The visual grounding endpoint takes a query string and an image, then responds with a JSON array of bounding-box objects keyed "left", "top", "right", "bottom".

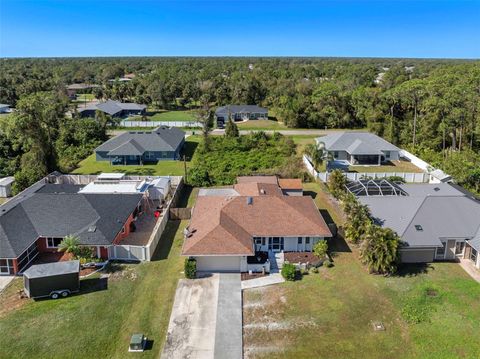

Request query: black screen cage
[{"left": 345, "top": 179, "right": 408, "bottom": 197}]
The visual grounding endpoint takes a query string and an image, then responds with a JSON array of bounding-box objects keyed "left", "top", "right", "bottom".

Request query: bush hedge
[
  {"left": 184, "top": 258, "right": 197, "bottom": 279},
  {"left": 281, "top": 263, "right": 297, "bottom": 281}
]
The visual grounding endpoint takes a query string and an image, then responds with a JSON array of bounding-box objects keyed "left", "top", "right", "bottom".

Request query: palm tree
[
  {"left": 359, "top": 224, "right": 399, "bottom": 275},
  {"left": 58, "top": 235, "right": 80, "bottom": 256},
  {"left": 304, "top": 141, "right": 329, "bottom": 170}
]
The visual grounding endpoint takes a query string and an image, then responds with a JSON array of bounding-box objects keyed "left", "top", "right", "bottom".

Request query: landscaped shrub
[
  {"left": 281, "top": 263, "right": 297, "bottom": 281},
  {"left": 184, "top": 258, "right": 197, "bottom": 279},
  {"left": 313, "top": 240, "right": 328, "bottom": 258}
]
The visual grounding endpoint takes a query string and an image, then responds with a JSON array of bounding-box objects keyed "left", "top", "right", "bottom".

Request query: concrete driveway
[{"left": 161, "top": 273, "right": 242, "bottom": 359}]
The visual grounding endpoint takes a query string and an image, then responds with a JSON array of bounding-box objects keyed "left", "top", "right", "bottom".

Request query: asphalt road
[{"left": 110, "top": 128, "right": 333, "bottom": 137}]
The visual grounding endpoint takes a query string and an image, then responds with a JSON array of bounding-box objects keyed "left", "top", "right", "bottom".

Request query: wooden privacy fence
[{"left": 169, "top": 208, "right": 192, "bottom": 220}]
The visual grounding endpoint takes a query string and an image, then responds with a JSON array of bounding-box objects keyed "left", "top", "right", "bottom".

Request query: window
[
  {"left": 47, "top": 237, "right": 63, "bottom": 248},
  {"left": 385, "top": 151, "right": 390, "bottom": 159},
  {"left": 333, "top": 151, "right": 339, "bottom": 158},
  {"left": 261, "top": 238, "right": 265, "bottom": 246},
  {"left": 145, "top": 152, "right": 153, "bottom": 159},
  {"left": 298, "top": 237, "right": 302, "bottom": 244},
  {"left": 306, "top": 237, "right": 310, "bottom": 244},
  {"left": 254, "top": 237, "right": 262, "bottom": 245},
  {"left": 471, "top": 248, "right": 478, "bottom": 263},
  {"left": 129, "top": 155, "right": 137, "bottom": 160},
  {"left": 162, "top": 151, "right": 168, "bottom": 158}
]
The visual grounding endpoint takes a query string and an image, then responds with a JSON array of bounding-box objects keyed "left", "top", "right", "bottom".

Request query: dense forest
[{"left": 0, "top": 57, "right": 479, "bottom": 193}]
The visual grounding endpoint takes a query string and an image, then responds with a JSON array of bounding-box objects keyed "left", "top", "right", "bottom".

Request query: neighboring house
[
  {"left": 0, "top": 182, "right": 144, "bottom": 275},
  {"left": 0, "top": 177, "right": 14, "bottom": 198},
  {"left": 356, "top": 181, "right": 480, "bottom": 268},
  {"left": 215, "top": 105, "right": 268, "bottom": 127},
  {"left": 0, "top": 104, "right": 11, "bottom": 113},
  {"left": 79, "top": 99, "right": 146, "bottom": 118},
  {"left": 316, "top": 132, "right": 400, "bottom": 166},
  {"left": 66, "top": 84, "right": 100, "bottom": 99},
  {"left": 182, "top": 176, "right": 332, "bottom": 273},
  {"left": 95, "top": 126, "right": 185, "bottom": 165}
]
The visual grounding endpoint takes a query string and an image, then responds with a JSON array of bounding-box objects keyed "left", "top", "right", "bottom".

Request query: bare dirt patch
[
  {"left": 243, "top": 285, "right": 293, "bottom": 359},
  {"left": 284, "top": 251, "right": 320, "bottom": 264},
  {"left": 0, "top": 280, "right": 29, "bottom": 318}
]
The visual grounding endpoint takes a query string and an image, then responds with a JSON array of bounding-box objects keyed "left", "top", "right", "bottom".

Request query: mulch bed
[
  {"left": 35, "top": 252, "right": 74, "bottom": 264},
  {"left": 241, "top": 272, "right": 267, "bottom": 281},
  {"left": 284, "top": 252, "right": 320, "bottom": 264}
]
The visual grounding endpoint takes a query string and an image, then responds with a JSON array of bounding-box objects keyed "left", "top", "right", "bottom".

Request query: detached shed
[
  {"left": 148, "top": 177, "right": 171, "bottom": 201},
  {"left": 0, "top": 177, "right": 14, "bottom": 198},
  {"left": 23, "top": 260, "right": 80, "bottom": 299}
]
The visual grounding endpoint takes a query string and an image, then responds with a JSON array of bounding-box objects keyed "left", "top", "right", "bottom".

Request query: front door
[
  {"left": 269, "top": 237, "right": 284, "bottom": 252},
  {"left": 455, "top": 241, "right": 465, "bottom": 257}
]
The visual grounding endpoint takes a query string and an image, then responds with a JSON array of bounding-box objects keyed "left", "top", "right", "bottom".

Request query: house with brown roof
[{"left": 182, "top": 176, "right": 332, "bottom": 273}]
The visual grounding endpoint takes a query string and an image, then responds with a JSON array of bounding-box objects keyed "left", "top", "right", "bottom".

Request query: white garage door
[{"left": 196, "top": 256, "right": 241, "bottom": 272}]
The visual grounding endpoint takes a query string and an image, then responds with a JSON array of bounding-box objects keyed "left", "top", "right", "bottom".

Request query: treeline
[
  {"left": 0, "top": 92, "right": 107, "bottom": 192},
  {"left": 0, "top": 57, "right": 479, "bottom": 193}
]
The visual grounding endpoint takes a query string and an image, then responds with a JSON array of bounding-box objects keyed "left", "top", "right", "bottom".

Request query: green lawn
[
  {"left": 129, "top": 110, "right": 197, "bottom": 122},
  {"left": 244, "top": 181, "right": 480, "bottom": 359},
  {"left": 72, "top": 136, "right": 200, "bottom": 176},
  {"left": 237, "top": 119, "right": 288, "bottom": 130},
  {"left": 0, "top": 189, "right": 197, "bottom": 359}
]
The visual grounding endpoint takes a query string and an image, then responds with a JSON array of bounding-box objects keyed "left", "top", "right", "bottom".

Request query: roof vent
[
  {"left": 434, "top": 187, "right": 440, "bottom": 192},
  {"left": 88, "top": 226, "right": 97, "bottom": 233},
  {"left": 260, "top": 188, "right": 266, "bottom": 195},
  {"left": 415, "top": 225, "right": 423, "bottom": 231},
  {"left": 247, "top": 197, "right": 253, "bottom": 205}
]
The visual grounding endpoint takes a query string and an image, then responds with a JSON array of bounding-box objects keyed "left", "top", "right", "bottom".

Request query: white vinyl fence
[
  {"left": 303, "top": 155, "right": 429, "bottom": 183},
  {"left": 119, "top": 120, "right": 201, "bottom": 128}
]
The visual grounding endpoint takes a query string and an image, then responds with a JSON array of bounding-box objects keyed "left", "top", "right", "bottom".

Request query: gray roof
[
  {"left": 79, "top": 100, "right": 146, "bottom": 116},
  {"left": 468, "top": 227, "right": 480, "bottom": 252},
  {"left": 67, "top": 84, "right": 100, "bottom": 90},
  {"left": 198, "top": 188, "right": 240, "bottom": 197},
  {"left": 0, "top": 184, "right": 142, "bottom": 258},
  {"left": 359, "top": 184, "right": 480, "bottom": 248},
  {"left": 23, "top": 260, "right": 80, "bottom": 279},
  {"left": 215, "top": 105, "right": 267, "bottom": 116},
  {"left": 96, "top": 126, "right": 185, "bottom": 156},
  {"left": 316, "top": 132, "right": 399, "bottom": 154}
]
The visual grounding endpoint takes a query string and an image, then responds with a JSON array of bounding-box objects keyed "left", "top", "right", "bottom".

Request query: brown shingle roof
[
  {"left": 182, "top": 194, "right": 332, "bottom": 256},
  {"left": 233, "top": 182, "right": 283, "bottom": 197},
  {"left": 278, "top": 178, "right": 303, "bottom": 190}
]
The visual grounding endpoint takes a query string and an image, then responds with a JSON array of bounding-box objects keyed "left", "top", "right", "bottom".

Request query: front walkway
[
  {"left": 241, "top": 273, "right": 285, "bottom": 290},
  {"left": 459, "top": 259, "right": 480, "bottom": 283}
]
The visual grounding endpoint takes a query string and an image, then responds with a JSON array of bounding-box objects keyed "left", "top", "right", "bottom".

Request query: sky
[{"left": 0, "top": 0, "right": 479, "bottom": 58}]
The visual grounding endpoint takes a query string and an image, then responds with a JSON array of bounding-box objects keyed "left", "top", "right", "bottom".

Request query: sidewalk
[{"left": 459, "top": 259, "right": 480, "bottom": 283}]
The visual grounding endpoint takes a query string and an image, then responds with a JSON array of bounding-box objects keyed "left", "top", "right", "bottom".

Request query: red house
[{"left": 0, "top": 183, "right": 144, "bottom": 275}]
